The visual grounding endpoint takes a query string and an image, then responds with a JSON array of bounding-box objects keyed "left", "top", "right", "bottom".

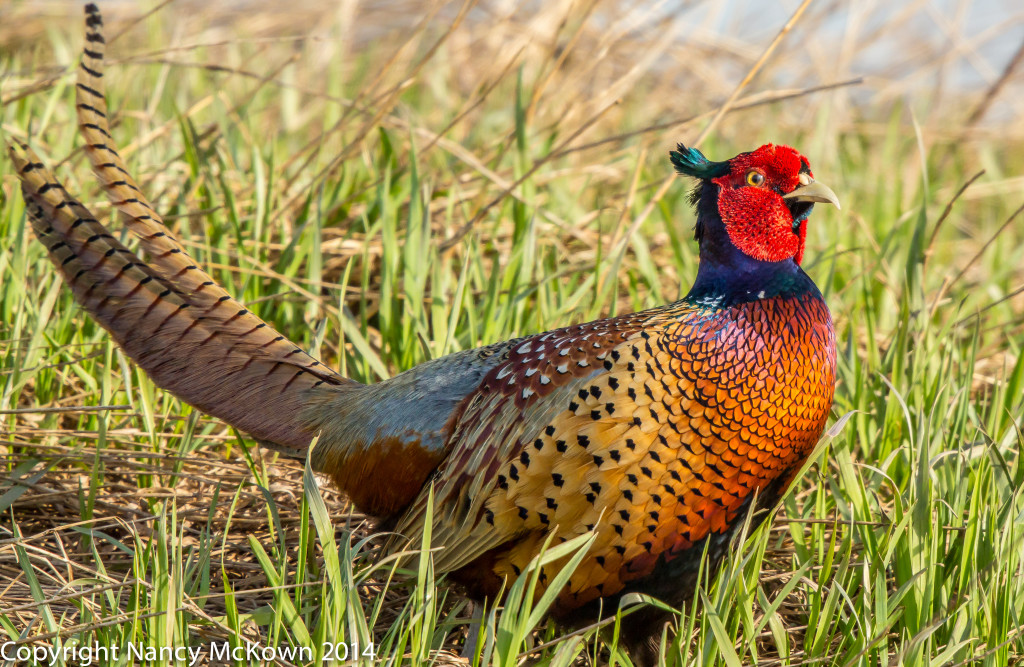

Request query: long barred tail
[
  {"left": 7, "top": 4, "right": 354, "bottom": 454},
  {"left": 74, "top": 4, "right": 231, "bottom": 301}
]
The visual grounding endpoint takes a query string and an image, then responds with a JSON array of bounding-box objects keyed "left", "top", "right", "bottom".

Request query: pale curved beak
[{"left": 783, "top": 173, "right": 841, "bottom": 210}]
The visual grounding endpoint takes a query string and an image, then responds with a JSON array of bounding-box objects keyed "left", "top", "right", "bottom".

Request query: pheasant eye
[{"left": 745, "top": 170, "right": 765, "bottom": 187}]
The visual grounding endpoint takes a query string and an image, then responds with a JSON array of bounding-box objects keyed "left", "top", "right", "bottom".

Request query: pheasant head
[{"left": 671, "top": 143, "right": 840, "bottom": 266}]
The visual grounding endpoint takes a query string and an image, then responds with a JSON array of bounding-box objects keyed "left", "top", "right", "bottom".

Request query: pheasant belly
[{"left": 451, "top": 290, "right": 836, "bottom": 621}]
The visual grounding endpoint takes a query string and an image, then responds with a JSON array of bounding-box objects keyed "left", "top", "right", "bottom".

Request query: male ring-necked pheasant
[{"left": 8, "top": 5, "right": 839, "bottom": 662}]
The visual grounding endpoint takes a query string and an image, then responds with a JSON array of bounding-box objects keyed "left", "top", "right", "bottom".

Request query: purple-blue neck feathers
[{"left": 684, "top": 181, "right": 817, "bottom": 306}]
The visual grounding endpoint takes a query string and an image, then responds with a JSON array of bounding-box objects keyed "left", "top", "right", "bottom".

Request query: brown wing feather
[{"left": 386, "top": 310, "right": 658, "bottom": 572}]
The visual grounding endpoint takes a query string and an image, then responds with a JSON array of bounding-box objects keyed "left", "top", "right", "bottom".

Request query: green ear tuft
[{"left": 669, "top": 143, "right": 730, "bottom": 179}]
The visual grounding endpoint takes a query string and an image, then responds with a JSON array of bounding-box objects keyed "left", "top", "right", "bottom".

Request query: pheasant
[{"left": 7, "top": 4, "right": 840, "bottom": 662}]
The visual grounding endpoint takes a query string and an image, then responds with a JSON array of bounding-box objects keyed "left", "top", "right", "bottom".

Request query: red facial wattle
[
  {"left": 711, "top": 144, "right": 814, "bottom": 265},
  {"left": 713, "top": 181, "right": 804, "bottom": 263}
]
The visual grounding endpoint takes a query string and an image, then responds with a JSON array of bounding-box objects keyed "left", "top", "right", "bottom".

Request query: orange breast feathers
[{"left": 452, "top": 293, "right": 836, "bottom": 609}]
